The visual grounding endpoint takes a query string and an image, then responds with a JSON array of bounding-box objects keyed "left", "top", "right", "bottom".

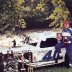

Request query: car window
[{"left": 40, "top": 38, "right": 58, "bottom": 48}]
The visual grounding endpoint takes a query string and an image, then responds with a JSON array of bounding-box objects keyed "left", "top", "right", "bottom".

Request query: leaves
[
  {"left": 0, "top": 0, "right": 26, "bottom": 33},
  {"left": 0, "top": 0, "right": 72, "bottom": 34},
  {"left": 48, "top": 0, "right": 70, "bottom": 28},
  {"left": 19, "top": 19, "right": 26, "bottom": 28}
]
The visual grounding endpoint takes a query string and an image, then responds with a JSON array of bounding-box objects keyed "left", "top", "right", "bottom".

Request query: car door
[{"left": 33, "top": 38, "right": 66, "bottom": 63}]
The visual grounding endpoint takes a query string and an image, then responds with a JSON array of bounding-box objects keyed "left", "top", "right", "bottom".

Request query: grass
[{"left": 34, "top": 63, "right": 72, "bottom": 72}]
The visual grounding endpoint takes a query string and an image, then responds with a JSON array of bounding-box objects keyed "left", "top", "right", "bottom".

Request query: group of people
[{"left": 55, "top": 20, "right": 72, "bottom": 67}]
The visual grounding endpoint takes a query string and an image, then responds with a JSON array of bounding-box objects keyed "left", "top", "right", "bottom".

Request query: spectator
[
  {"left": 53, "top": 33, "right": 64, "bottom": 63},
  {"left": 12, "top": 39, "right": 16, "bottom": 47}
]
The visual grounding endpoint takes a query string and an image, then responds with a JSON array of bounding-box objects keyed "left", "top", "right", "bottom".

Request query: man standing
[
  {"left": 62, "top": 20, "right": 72, "bottom": 67},
  {"left": 54, "top": 33, "right": 64, "bottom": 63}
]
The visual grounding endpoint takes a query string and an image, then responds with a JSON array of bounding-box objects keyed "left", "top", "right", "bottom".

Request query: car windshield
[{"left": 40, "top": 38, "right": 58, "bottom": 48}]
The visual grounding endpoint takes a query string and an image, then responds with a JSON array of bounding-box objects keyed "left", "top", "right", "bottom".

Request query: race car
[
  {"left": 11, "top": 31, "right": 66, "bottom": 67},
  {"left": 0, "top": 31, "right": 66, "bottom": 67}
]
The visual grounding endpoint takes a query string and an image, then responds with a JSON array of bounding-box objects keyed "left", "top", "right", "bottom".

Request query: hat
[{"left": 64, "top": 20, "right": 69, "bottom": 27}]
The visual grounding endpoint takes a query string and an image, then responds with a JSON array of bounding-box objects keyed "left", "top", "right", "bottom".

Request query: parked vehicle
[{"left": 0, "top": 31, "right": 66, "bottom": 67}]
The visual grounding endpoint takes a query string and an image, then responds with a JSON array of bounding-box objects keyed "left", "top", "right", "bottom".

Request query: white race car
[
  {"left": 0, "top": 31, "right": 66, "bottom": 67},
  {"left": 11, "top": 31, "right": 66, "bottom": 67}
]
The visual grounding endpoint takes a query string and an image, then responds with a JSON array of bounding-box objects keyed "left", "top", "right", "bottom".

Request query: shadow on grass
[{"left": 34, "top": 62, "right": 71, "bottom": 72}]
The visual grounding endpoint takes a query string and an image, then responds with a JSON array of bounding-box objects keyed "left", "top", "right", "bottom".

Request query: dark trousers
[
  {"left": 54, "top": 42, "right": 64, "bottom": 63},
  {"left": 53, "top": 50, "right": 63, "bottom": 63},
  {"left": 65, "top": 44, "right": 72, "bottom": 64}
]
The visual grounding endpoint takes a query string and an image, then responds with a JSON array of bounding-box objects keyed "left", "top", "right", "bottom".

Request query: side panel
[{"left": 32, "top": 47, "right": 66, "bottom": 63}]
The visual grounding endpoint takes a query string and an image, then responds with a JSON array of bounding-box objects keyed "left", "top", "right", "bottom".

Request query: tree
[
  {"left": 0, "top": 0, "right": 26, "bottom": 33},
  {"left": 22, "top": 0, "right": 53, "bottom": 23},
  {"left": 0, "top": 0, "right": 71, "bottom": 33},
  {"left": 47, "top": 0, "right": 71, "bottom": 28},
  {"left": 64, "top": 0, "right": 72, "bottom": 17},
  {"left": 21, "top": 0, "right": 71, "bottom": 28}
]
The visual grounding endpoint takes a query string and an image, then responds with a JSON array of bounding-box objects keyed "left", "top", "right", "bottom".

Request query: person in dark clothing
[
  {"left": 12, "top": 39, "right": 16, "bottom": 47},
  {"left": 54, "top": 33, "right": 64, "bottom": 63},
  {"left": 62, "top": 20, "right": 72, "bottom": 67}
]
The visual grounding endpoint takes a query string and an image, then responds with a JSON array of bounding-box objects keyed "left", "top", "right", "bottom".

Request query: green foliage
[
  {"left": 0, "top": 0, "right": 72, "bottom": 34},
  {"left": 48, "top": 0, "right": 70, "bottom": 28},
  {"left": 22, "top": 0, "right": 53, "bottom": 22},
  {"left": 24, "top": 6, "right": 31, "bottom": 11},
  {"left": 19, "top": 0, "right": 71, "bottom": 28},
  {"left": 36, "top": 2, "right": 45, "bottom": 11},
  {"left": 19, "top": 19, "right": 26, "bottom": 28},
  {"left": 0, "top": 0, "right": 26, "bottom": 33}
]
